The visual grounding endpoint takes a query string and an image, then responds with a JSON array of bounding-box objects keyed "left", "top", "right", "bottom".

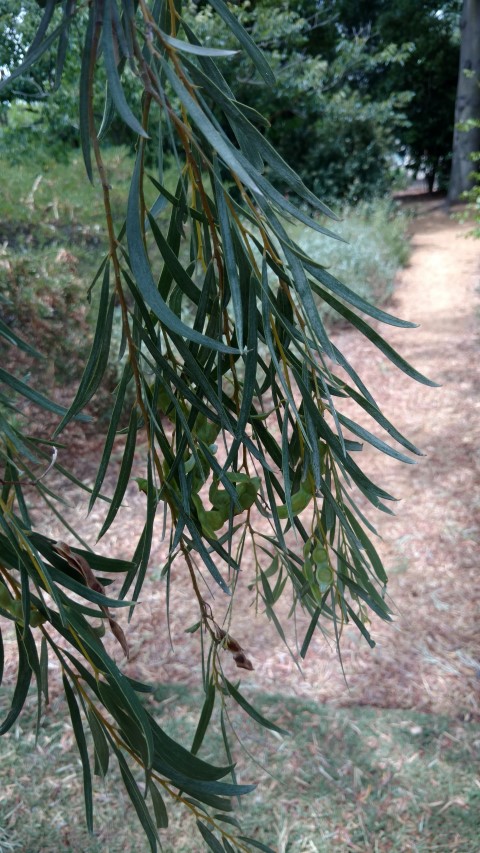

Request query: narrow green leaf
[
  {"left": 79, "top": 3, "right": 94, "bottom": 182},
  {"left": 62, "top": 674, "right": 93, "bottom": 832},
  {"left": 336, "top": 413, "right": 414, "bottom": 464},
  {"left": 97, "top": 407, "right": 138, "bottom": 540},
  {"left": 0, "top": 317, "right": 43, "bottom": 357},
  {"left": 181, "top": 19, "right": 236, "bottom": 95},
  {"left": 146, "top": 210, "right": 202, "bottom": 305},
  {"left": 0, "top": 367, "right": 89, "bottom": 421},
  {"left": 160, "top": 30, "right": 238, "bottom": 57},
  {"left": 343, "top": 507, "right": 387, "bottom": 584},
  {"left": 177, "top": 509, "right": 231, "bottom": 594},
  {"left": 30, "top": 533, "right": 133, "bottom": 575},
  {"left": 148, "top": 713, "right": 232, "bottom": 782},
  {"left": 158, "top": 58, "right": 262, "bottom": 196},
  {"left": 54, "top": 0, "right": 74, "bottom": 89},
  {"left": 54, "top": 266, "right": 115, "bottom": 436},
  {"left": 337, "top": 574, "right": 392, "bottom": 621},
  {"left": 220, "top": 709, "right": 238, "bottom": 792},
  {"left": 336, "top": 378, "right": 423, "bottom": 457},
  {"left": 87, "top": 709, "right": 110, "bottom": 777},
  {"left": 0, "top": 22, "right": 63, "bottom": 95},
  {"left": 213, "top": 157, "right": 243, "bottom": 347},
  {"left": 25, "top": 0, "right": 58, "bottom": 58},
  {"left": 88, "top": 362, "right": 133, "bottom": 511},
  {"left": 112, "top": 744, "right": 158, "bottom": 852},
  {"left": 129, "top": 456, "right": 157, "bottom": 612},
  {"left": 265, "top": 209, "right": 335, "bottom": 361},
  {"left": 307, "top": 264, "right": 416, "bottom": 328},
  {"left": 37, "top": 559, "right": 133, "bottom": 609},
  {"left": 191, "top": 680, "right": 216, "bottom": 756},
  {"left": 207, "top": 0, "right": 275, "bottom": 85},
  {"left": 98, "top": 82, "right": 117, "bottom": 140},
  {"left": 63, "top": 607, "right": 155, "bottom": 770},
  {"left": 311, "top": 282, "right": 438, "bottom": 387},
  {"left": 127, "top": 152, "right": 237, "bottom": 354},
  {"left": 300, "top": 606, "right": 322, "bottom": 659},
  {"left": 238, "top": 836, "right": 277, "bottom": 853},
  {"left": 103, "top": 0, "right": 148, "bottom": 138},
  {"left": 345, "top": 604, "right": 376, "bottom": 648},
  {"left": 196, "top": 821, "right": 225, "bottom": 853},
  {"left": 224, "top": 679, "right": 289, "bottom": 736},
  {"left": 150, "top": 781, "right": 169, "bottom": 828}
]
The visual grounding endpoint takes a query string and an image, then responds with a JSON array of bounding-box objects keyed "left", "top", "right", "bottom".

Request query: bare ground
[{"left": 4, "top": 198, "right": 479, "bottom": 718}]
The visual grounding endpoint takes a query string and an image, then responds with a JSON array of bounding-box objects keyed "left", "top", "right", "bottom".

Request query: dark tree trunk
[{"left": 448, "top": 0, "right": 480, "bottom": 203}]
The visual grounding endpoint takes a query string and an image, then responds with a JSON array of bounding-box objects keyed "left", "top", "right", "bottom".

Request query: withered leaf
[{"left": 54, "top": 540, "right": 129, "bottom": 659}]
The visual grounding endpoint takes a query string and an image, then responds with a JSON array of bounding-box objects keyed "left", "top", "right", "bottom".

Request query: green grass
[
  {"left": 1, "top": 684, "right": 479, "bottom": 853},
  {"left": 288, "top": 199, "right": 411, "bottom": 323},
  {"left": 0, "top": 147, "right": 134, "bottom": 390}
]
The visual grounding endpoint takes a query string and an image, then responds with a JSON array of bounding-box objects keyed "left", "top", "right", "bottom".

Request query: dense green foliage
[
  {"left": 457, "top": 120, "right": 480, "bottom": 236},
  {"left": 186, "top": 1, "right": 412, "bottom": 203},
  {"left": 0, "top": 148, "right": 410, "bottom": 391},
  {"left": 321, "top": 0, "right": 462, "bottom": 191},
  {"left": 1, "top": 0, "right": 462, "bottom": 202},
  {"left": 1, "top": 2, "right": 429, "bottom": 851}
]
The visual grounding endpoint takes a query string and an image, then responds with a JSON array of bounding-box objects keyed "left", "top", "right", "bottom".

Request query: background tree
[
  {"left": 0, "top": 1, "right": 433, "bottom": 850},
  {"left": 324, "top": 0, "right": 462, "bottom": 192},
  {"left": 188, "top": 0, "right": 412, "bottom": 202},
  {"left": 448, "top": 0, "right": 480, "bottom": 202}
]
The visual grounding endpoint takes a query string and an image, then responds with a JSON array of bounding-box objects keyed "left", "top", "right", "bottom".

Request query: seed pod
[
  {"left": 233, "top": 652, "right": 253, "bottom": 671},
  {"left": 225, "top": 635, "right": 242, "bottom": 653},
  {"left": 312, "top": 544, "right": 328, "bottom": 566},
  {"left": 276, "top": 484, "right": 313, "bottom": 519}
]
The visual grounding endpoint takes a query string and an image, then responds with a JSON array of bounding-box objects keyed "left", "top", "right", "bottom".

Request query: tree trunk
[{"left": 448, "top": 0, "right": 480, "bottom": 203}]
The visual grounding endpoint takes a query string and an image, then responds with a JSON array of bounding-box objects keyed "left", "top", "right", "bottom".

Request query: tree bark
[{"left": 448, "top": 0, "right": 480, "bottom": 202}]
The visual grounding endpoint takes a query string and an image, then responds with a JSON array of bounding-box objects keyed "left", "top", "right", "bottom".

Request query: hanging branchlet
[{"left": 0, "top": 1, "right": 432, "bottom": 849}]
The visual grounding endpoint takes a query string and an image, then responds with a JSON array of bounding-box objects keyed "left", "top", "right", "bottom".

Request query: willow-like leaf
[
  {"left": 206, "top": 0, "right": 275, "bottom": 85},
  {"left": 63, "top": 674, "right": 93, "bottom": 832},
  {"left": 0, "top": 626, "right": 33, "bottom": 735},
  {"left": 127, "top": 152, "right": 238, "bottom": 353},
  {"left": 224, "top": 679, "right": 289, "bottom": 736}
]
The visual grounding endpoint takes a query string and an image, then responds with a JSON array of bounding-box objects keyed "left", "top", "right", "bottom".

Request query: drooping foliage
[
  {"left": 186, "top": 0, "right": 412, "bottom": 203},
  {"left": 0, "top": 1, "right": 432, "bottom": 850}
]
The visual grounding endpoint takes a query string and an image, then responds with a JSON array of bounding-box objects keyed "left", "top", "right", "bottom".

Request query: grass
[
  {"left": 289, "top": 199, "right": 411, "bottom": 323},
  {"left": 1, "top": 683, "right": 479, "bottom": 853},
  {"left": 0, "top": 147, "right": 134, "bottom": 391}
]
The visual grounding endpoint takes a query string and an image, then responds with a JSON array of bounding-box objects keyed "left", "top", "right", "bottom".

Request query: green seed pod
[
  {"left": 303, "top": 558, "right": 315, "bottom": 586},
  {"left": 303, "top": 538, "right": 312, "bottom": 559},
  {"left": 30, "top": 610, "right": 47, "bottom": 628},
  {"left": 277, "top": 483, "right": 313, "bottom": 519},
  {"left": 312, "top": 544, "right": 328, "bottom": 566},
  {"left": 316, "top": 563, "right": 334, "bottom": 592},
  {"left": 235, "top": 478, "right": 260, "bottom": 511}
]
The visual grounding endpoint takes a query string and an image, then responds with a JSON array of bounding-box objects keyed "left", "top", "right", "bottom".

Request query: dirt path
[{"left": 309, "top": 199, "right": 480, "bottom": 715}]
